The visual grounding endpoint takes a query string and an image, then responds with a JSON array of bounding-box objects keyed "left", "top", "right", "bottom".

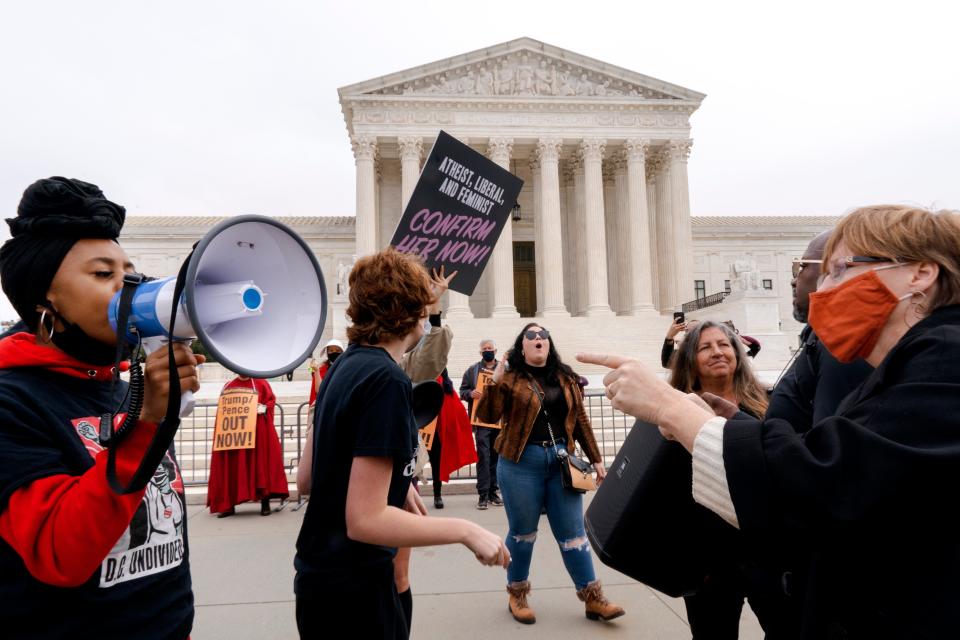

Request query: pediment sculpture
[{"left": 366, "top": 53, "right": 674, "bottom": 99}]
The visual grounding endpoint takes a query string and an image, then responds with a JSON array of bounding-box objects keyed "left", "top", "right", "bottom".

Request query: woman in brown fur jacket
[{"left": 475, "top": 322, "right": 624, "bottom": 626}]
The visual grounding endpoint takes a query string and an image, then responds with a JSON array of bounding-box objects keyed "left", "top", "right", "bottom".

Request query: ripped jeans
[{"left": 497, "top": 440, "right": 597, "bottom": 590}]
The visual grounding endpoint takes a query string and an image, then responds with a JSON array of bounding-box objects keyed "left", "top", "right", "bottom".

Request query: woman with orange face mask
[{"left": 579, "top": 205, "right": 960, "bottom": 638}]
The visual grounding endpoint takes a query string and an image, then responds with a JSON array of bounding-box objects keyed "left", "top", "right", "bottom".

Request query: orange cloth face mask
[{"left": 807, "top": 267, "right": 908, "bottom": 363}]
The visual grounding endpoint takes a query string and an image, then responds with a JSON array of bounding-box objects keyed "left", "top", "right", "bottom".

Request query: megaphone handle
[
  {"left": 141, "top": 336, "right": 197, "bottom": 418},
  {"left": 179, "top": 391, "right": 195, "bottom": 418}
]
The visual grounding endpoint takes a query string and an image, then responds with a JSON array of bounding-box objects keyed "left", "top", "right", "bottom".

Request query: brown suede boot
[
  {"left": 506, "top": 580, "right": 536, "bottom": 624},
  {"left": 577, "top": 580, "right": 625, "bottom": 621}
]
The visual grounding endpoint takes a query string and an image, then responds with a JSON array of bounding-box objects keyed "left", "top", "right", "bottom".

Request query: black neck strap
[{"left": 105, "top": 251, "right": 193, "bottom": 494}]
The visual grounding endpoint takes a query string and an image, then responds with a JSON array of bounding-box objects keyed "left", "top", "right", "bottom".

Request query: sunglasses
[
  {"left": 524, "top": 329, "right": 550, "bottom": 340},
  {"left": 818, "top": 256, "right": 900, "bottom": 284},
  {"left": 791, "top": 258, "right": 823, "bottom": 278}
]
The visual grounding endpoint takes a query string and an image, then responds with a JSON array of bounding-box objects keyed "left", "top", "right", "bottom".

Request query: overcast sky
[{"left": 1, "top": 0, "right": 957, "bottom": 320}]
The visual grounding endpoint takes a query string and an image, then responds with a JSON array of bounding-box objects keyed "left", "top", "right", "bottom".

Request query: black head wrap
[{"left": 0, "top": 177, "right": 126, "bottom": 329}]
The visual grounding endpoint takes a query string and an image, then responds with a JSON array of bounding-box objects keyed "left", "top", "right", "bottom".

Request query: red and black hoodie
[{"left": 0, "top": 333, "right": 193, "bottom": 639}]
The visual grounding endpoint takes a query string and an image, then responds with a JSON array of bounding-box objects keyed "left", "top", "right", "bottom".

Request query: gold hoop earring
[{"left": 38, "top": 309, "right": 55, "bottom": 344}]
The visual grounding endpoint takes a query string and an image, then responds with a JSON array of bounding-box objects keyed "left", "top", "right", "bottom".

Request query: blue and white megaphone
[{"left": 109, "top": 215, "right": 327, "bottom": 416}]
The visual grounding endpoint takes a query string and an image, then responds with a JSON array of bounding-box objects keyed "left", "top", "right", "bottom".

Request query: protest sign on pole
[
  {"left": 390, "top": 130, "right": 524, "bottom": 296},
  {"left": 212, "top": 388, "right": 258, "bottom": 451},
  {"left": 470, "top": 369, "right": 501, "bottom": 429}
]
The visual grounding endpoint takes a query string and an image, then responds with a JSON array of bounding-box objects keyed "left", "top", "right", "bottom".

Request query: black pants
[
  {"left": 684, "top": 562, "right": 801, "bottom": 640},
  {"left": 474, "top": 426, "right": 499, "bottom": 497},
  {"left": 428, "top": 435, "right": 443, "bottom": 498},
  {"left": 296, "top": 563, "right": 407, "bottom": 639},
  {"left": 684, "top": 565, "right": 745, "bottom": 640}
]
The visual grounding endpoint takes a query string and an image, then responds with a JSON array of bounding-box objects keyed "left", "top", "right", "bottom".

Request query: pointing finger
[{"left": 576, "top": 352, "right": 632, "bottom": 369}]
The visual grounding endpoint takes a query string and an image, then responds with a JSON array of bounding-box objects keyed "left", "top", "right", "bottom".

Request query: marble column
[
  {"left": 604, "top": 161, "right": 621, "bottom": 313},
  {"left": 645, "top": 160, "right": 660, "bottom": 310},
  {"left": 624, "top": 139, "right": 656, "bottom": 313},
  {"left": 487, "top": 137, "right": 519, "bottom": 318},
  {"left": 653, "top": 149, "right": 676, "bottom": 311},
  {"left": 571, "top": 154, "right": 587, "bottom": 314},
  {"left": 668, "top": 139, "right": 695, "bottom": 306},
  {"left": 534, "top": 138, "right": 568, "bottom": 317},
  {"left": 561, "top": 162, "right": 576, "bottom": 314},
  {"left": 352, "top": 136, "right": 378, "bottom": 257},
  {"left": 612, "top": 153, "right": 629, "bottom": 314},
  {"left": 397, "top": 136, "right": 422, "bottom": 210},
  {"left": 530, "top": 156, "right": 544, "bottom": 315},
  {"left": 580, "top": 138, "right": 613, "bottom": 316}
]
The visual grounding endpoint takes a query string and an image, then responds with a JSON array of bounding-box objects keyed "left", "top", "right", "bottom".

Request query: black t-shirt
[
  {"left": 528, "top": 367, "right": 569, "bottom": 444},
  {"left": 0, "top": 368, "right": 193, "bottom": 640},
  {"left": 294, "top": 344, "right": 418, "bottom": 590}
]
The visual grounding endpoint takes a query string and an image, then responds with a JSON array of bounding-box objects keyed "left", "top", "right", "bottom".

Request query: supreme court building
[
  {"left": 121, "top": 39, "right": 837, "bottom": 377},
  {"left": 340, "top": 37, "right": 702, "bottom": 319}
]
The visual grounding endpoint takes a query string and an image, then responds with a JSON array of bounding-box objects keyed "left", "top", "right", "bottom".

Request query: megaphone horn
[{"left": 110, "top": 215, "right": 328, "bottom": 416}]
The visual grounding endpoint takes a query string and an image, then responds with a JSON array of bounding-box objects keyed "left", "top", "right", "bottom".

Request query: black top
[
  {"left": 294, "top": 344, "right": 418, "bottom": 590},
  {"left": 0, "top": 368, "right": 193, "bottom": 640},
  {"left": 766, "top": 325, "right": 873, "bottom": 433},
  {"left": 527, "top": 366, "right": 568, "bottom": 444},
  {"left": 723, "top": 305, "right": 960, "bottom": 638}
]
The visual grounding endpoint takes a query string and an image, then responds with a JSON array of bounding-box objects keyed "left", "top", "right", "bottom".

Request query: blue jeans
[{"left": 497, "top": 441, "right": 597, "bottom": 590}]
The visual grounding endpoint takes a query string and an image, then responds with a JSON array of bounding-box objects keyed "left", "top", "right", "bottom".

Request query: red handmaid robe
[
  {"left": 435, "top": 379, "right": 478, "bottom": 482},
  {"left": 207, "top": 377, "right": 289, "bottom": 513}
]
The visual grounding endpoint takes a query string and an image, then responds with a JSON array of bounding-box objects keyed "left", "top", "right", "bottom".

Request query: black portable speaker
[{"left": 584, "top": 420, "right": 738, "bottom": 597}]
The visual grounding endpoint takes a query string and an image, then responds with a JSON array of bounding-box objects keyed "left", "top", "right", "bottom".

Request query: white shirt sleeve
[{"left": 691, "top": 416, "right": 740, "bottom": 529}]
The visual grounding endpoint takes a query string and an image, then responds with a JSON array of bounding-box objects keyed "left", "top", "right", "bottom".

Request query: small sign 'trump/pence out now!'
[
  {"left": 212, "top": 388, "right": 258, "bottom": 451},
  {"left": 390, "top": 131, "right": 524, "bottom": 296}
]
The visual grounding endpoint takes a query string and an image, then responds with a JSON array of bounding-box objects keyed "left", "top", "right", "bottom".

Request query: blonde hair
[
  {"left": 668, "top": 321, "right": 769, "bottom": 418},
  {"left": 824, "top": 205, "right": 960, "bottom": 312}
]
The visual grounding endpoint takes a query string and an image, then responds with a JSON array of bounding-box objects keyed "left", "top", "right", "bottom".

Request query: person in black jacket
[
  {"left": 767, "top": 231, "right": 873, "bottom": 431},
  {"left": 582, "top": 204, "right": 960, "bottom": 638},
  {"left": 459, "top": 338, "right": 502, "bottom": 510},
  {"left": 748, "top": 231, "right": 875, "bottom": 638}
]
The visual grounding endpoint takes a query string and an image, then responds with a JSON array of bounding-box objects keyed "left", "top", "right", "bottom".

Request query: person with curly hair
[{"left": 294, "top": 248, "right": 508, "bottom": 640}]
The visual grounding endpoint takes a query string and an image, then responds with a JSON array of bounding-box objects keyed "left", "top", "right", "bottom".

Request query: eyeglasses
[
  {"left": 819, "top": 256, "right": 899, "bottom": 284},
  {"left": 524, "top": 329, "right": 550, "bottom": 340},
  {"left": 791, "top": 258, "right": 823, "bottom": 278}
]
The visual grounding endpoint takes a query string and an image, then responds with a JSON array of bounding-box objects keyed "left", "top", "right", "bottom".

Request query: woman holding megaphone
[
  {"left": 0, "top": 178, "right": 199, "bottom": 639},
  {"left": 579, "top": 205, "right": 960, "bottom": 638}
]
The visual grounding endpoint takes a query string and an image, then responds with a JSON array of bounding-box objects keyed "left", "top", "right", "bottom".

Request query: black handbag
[
  {"left": 584, "top": 419, "right": 738, "bottom": 596},
  {"left": 530, "top": 379, "right": 597, "bottom": 493}
]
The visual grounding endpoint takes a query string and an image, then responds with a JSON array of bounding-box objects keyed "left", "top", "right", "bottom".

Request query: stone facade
[
  {"left": 339, "top": 37, "right": 705, "bottom": 317},
  {"left": 119, "top": 214, "right": 837, "bottom": 345}
]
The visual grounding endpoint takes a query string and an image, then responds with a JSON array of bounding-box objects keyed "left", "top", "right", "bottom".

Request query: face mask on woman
[
  {"left": 45, "top": 304, "right": 128, "bottom": 366},
  {"left": 327, "top": 351, "right": 340, "bottom": 364},
  {"left": 807, "top": 266, "right": 910, "bottom": 363}
]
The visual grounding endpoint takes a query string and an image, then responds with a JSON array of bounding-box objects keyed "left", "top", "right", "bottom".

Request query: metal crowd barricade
[
  {"left": 174, "top": 401, "right": 295, "bottom": 487},
  {"left": 174, "top": 391, "right": 633, "bottom": 488},
  {"left": 445, "top": 389, "right": 633, "bottom": 482}
]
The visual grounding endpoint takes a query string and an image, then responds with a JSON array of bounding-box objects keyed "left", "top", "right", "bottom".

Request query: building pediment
[{"left": 339, "top": 37, "right": 704, "bottom": 103}]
